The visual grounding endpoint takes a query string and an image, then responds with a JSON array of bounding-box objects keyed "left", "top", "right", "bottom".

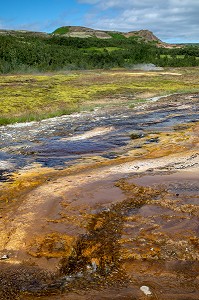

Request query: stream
[{"left": 0, "top": 93, "right": 199, "bottom": 178}]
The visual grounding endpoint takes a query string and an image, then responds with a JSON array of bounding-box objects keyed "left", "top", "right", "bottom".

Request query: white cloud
[{"left": 78, "top": 0, "right": 199, "bottom": 42}]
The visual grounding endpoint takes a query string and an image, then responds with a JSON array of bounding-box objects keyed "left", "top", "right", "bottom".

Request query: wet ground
[
  {"left": 0, "top": 92, "right": 198, "bottom": 299},
  {"left": 0, "top": 93, "right": 198, "bottom": 174}
]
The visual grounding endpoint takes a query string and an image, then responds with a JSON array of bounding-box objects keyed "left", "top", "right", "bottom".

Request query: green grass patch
[
  {"left": 0, "top": 107, "right": 78, "bottom": 125},
  {"left": 52, "top": 26, "right": 70, "bottom": 35},
  {"left": 160, "top": 55, "right": 185, "bottom": 59},
  {"left": 84, "top": 47, "right": 121, "bottom": 52},
  {"left": 160, "top": 54, "right": 199, "bottom": 60},
  {"left": 108, "top": 32, "right": 126, "bottom": 39}
]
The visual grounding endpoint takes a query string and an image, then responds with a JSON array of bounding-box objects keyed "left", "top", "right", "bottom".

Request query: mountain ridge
[
  {"left": 0, "top": 26, "right": 180, "bottom": 48},
  {"left": 52, "top": 26, "right": 163, "bottom": 43}
]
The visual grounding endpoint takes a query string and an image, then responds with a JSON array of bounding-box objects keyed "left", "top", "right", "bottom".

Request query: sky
[{"left": 0, "top": 0, "right": 199, "bottom": 43}]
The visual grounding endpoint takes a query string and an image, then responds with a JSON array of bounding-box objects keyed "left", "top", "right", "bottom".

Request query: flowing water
[{"left": 0, "top": 93, "right": 198, "bottom": 177}]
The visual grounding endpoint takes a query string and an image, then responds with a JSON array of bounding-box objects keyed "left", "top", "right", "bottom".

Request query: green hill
[
  {"left": 0, "top": 25, "right": 198, "bottom": 74},
  {"left": 51, "top": 26, "right": 164, "bottom": 45}
]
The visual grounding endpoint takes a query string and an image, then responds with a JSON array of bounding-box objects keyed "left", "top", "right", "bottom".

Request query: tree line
[{"left": 0, "top": 33, "right": 199, "bottom": 73}]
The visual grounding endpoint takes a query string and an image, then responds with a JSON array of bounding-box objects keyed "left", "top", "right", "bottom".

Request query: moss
[{"left": 1, "top": 69, "right": 199, "bottom": 125}]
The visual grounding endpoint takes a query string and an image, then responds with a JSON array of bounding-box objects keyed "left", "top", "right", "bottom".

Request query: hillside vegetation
[{"left": 0, "top": 27, "right": 199, "bottom": 73}]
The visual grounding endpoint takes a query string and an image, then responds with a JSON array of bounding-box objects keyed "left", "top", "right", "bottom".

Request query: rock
[
  {"left": 130, "top": 132, "right": 144, "bottom": 140},
  {"left": 145, "top": 137, "right": 159, "bottom": 144},
  {"left": 0, "top": 254, "right": 9, "bottom": 260},
  {"left": 140, "top": 285, "right": 152, "bottom": 296}
]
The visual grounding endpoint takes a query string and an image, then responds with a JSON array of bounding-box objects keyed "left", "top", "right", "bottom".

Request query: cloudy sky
[{"left": 1, "top": 0, "right": 199, "bottom": 43}]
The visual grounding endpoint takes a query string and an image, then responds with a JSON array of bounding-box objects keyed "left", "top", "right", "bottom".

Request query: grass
[
  {"left": 160, "top": 54, "right": 199, "bottom": 59},
  {"left": 52, "top": 26, "right": 70, "bottom": 35},
  {"left": 83, "top": 47, "right": 121, "bottom": 52},
  {"left": 1, "top": 67, "right": 199, "bottom": 125},
  {"left": 108, "top": 32, "right": 126, "bottom": 39},
  {"left": 160, "top": 54, "right": 185, "bottom": 59}
]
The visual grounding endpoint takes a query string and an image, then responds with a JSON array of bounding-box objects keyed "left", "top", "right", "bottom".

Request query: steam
[{"left": 131, "top": 63, "right": 163, "bottom": 71}]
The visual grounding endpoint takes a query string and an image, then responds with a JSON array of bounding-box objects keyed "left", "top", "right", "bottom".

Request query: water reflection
[{"left": 0, "top": 93, "right": 198, "bottom": 177}]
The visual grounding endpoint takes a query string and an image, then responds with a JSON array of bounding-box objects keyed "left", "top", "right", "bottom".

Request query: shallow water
[
  {"left": 14, "top": 168, "right": 199, "bottom": 300},
  {"left": 0, "top": 93, "right": 198, "bottom": 178}
]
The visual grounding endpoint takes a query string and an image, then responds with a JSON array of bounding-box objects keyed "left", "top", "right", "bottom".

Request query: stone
[
  {"left": 0, "top": 254, "right": 9, "bottom": 260},
  {"left": 140, "top": 285, "right": 152, "bottom": 296}
]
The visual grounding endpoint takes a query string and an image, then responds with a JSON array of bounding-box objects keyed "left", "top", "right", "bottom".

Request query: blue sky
[
  {"left": 0, "top": 0, "right": 91, "bottom": 32},
  {"left": 1, "top": 0, "right": 199, "bottom": 43}
]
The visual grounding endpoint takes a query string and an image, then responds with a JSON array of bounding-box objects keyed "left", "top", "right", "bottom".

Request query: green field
[
  {"left": 84, "top": 47, "right": 121, "bottom": 52},
  {"left": 1, "top": 67, "right": 199, "bottom": 125},
  {"left": 160, "top": 54, "right": 199, "bottom": 59}
]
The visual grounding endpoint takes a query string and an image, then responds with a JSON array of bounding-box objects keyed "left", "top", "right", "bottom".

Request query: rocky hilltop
[
  {"left": 52, "top": 25, "right": 162, "bottom": 42},
  {"left": 0, "top": 26, "right": 176, "bottom": 48},
  {"left": 125, "top": 29, "right": 162, "bottom": 42},
  {"left": 52, "top": 26, "right": 176, "bottom": 47},
  {"left": 0, "top": 29, "right": 48, "bottom": 37}
]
